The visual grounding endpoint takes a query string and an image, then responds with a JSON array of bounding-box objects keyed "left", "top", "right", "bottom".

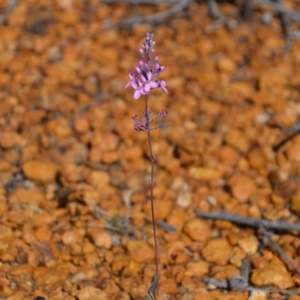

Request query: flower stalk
[{"left": 125, "top": 33, "right": 168, "bottom": 298}]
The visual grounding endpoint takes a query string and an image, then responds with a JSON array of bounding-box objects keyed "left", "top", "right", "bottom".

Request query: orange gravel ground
[{"left": 1, "top": 0, "right": 300, "bottom": 299}]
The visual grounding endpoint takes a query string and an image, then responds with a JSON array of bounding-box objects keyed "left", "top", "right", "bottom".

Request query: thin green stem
[{"left": 145, "top": 94, "right": 159, "bottom": 291}]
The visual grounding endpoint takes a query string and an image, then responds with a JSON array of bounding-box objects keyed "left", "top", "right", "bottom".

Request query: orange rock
[
  {"left": 82, "top": 240, "right": 96, "bottom": 255},
  {"left": 210, "top": 265, "right": 240, "bottom": 281},
  {"left": 89, "top": 229, "right": 112, "bottom": 249},
  {"left": 259, "top": 69, "right": 288, "bottom": 91},
  {"left": 157, "top": 278, "right": 177, "bottom": 298},
  {"left": 229, "top": 174, "right": 256, "bottom": 202},
  {"left": 0, "top": 252, "right": 14, "bottom": 263},
  {"left": 23, "top": 160, "right": 58, "bottom": 183},
  {"left": 177, "top": 191, "right": 192, "bottom": 208},
  {"left": 248, "top": 148, "right": 267, "bottom": 170},
  {"left": 231, "top": 81, "right": 254, "bottom": 101},
  {"left": 193, "top": 288, "right": 213, "bottom": 300},
  {"left": 86, "top": 170, "right": 110, "bottom": 189},
  {"left": 225, "top": 129, "right": 250, "bottom": 153},
  {"left": 167, "top": 210, "right": 186, "bottom": 232},
  {"left": 0, "top": 132, "right": 20, "bottom": 148},
  {"left": 74, "top": 117, "right": 90, "bottom": 134},
  {"left": 217, "top": 57, "right": 236, "bottom": 74},
  {"left": 127, "top": 240, "right": 155, "bottom": 263},
  {"left": 188, "top": 167, "right": 221, "bottom": 181},
  {"left": 184, "top": 219, "right": 212, "bottom": 242},
  {"left": 184, "top": 261, "right": 210, "bottom": 277},
  {"left": 35, "top": 267, "right": 70, "bottom": 294},
  {"left": 202, "top": 238, "right": 233, "bottom": 265},
  {"left": 229, "top": 247, "right": 246, "bottom": 268},
  {"left": 61, "top": 164, "right": 82, "bottom": 183},
  {"left": 286, "top": 143, "right": 300, "bottom": 163},
  {"left": 34, "top": 225, "right": 52, "bottom": 243},
  {"left": 238, "top": 235, "right": 259, "bottom": 256},
  {"left": 290, "top": 193, "right": 300, "bottom": 215},
  {"left": 0, "top": 161, "right": 11, "bottom": 172},
  {"left": 9, "top": 264, "right": 32, "bottom": 276},
  {"left": 251, "top": 263, "right": 294, "bottom": 289},
  {"left": 112, "top": 255, "right": 130, "bottom": 273},
  {"left": 61, "top": 230, "right": 82, "bottom": 246},
  {"left": 76, "top": 286, "right": 108, "bottom": 300},
  {"left": 102, "top": 151, "right": 119, "bottom": 164},
  {"left": 91, "top": 132, "right": 119, "bottom": 151},
  {"left": 6, "top": 291, "right": 26, "bottom": 300},
  {"left": 218, "top": 145, "right": 240, "bottom": 167},
  {"left": 143, "top": 198, "right": 172, "bottom": 221},
  {"left": 9, "top": 188, "right": 45, "bottom": 206},
  {"left": 122, "top": 259, "right": 140, "bottom": 277},
  {"left": 0, "top": 225, "right": 13, "bottom": 239},
  {"left": 110, "top": 98, "right": 127, "bottom": 118},
  {"left": 248, "top": 290, "right": 267, "bottom": 300}
]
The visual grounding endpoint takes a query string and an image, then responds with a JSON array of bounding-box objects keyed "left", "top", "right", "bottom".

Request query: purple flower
[
  {"left": 132, "top": 107, "right": 167, "bottom": 132},
  {"left": 125, "top": 33, "right": 167, "bottom": 99}
]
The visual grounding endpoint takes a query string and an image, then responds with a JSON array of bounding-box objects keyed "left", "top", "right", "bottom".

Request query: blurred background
[{"left": 1, "top": 0, "right": 300, "bottom": 299}]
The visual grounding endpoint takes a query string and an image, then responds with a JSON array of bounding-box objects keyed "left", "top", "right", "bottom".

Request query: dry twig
[
  {"left": 194, "top": 208, "right": 300, "bottom": 232},
  {"left": 253, "top": 0, "right": 300, "bottom": 22},
  {"left": 1, "top": 0, "right": 18, "bottom": 24},
  {"left": 207, "top": 0, "right": 221, "bottom": 19},
  {"left": 259, "top": 225, "right": 300, "bottom": 275},
  {"left": 205, "top": 257, "right": 300, "bottom": 295}
]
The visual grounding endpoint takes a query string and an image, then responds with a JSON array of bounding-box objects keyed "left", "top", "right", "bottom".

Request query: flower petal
[
  {"left": 160, "top": 81, "right": 168, "bottom": 93},
  {"left": 131, "top": 81, "right": 138, "bottom": 89},
  {"left": 150, "top": 81, "right": 158, "bottom": 88},
  {"left": 134, "top": 90, "right": 141, "bottom": 99},
  {"left": 144, "top": 83, "right": 150, "bottom": 93},
  {"left": 147, "top": 71, "right": 152, "bottom": 80}
]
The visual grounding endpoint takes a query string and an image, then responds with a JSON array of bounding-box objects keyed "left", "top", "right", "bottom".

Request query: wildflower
[{"left": 125, "top": 33, "right": 167, "bottom": 99}]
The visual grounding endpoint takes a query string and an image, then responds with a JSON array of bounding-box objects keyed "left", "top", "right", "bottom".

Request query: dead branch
[
  {"left": 144, "top": 275, "right": 159, "bottom": 300},
  {"left": 273, "top": 122, "right": 300, "bottom": 151},
  {"left": 259, "top": 224, "right": 300, "bottom": 275},
  {"left": 207, "top": 0, "right": 221, "bottom": 19},
  {"left": 205, "top": 8, "right": 239, "bottom": 34},
  {"left": 204, "top": 257, "right": 300, "bottom": 295},
  {"left": 119, "top": 0, "right": 192, "bottom": 27},
  {"left": 194, "top": 208, "right": 300, "bottom": 232},
  {"left": 1, "top": 0, "right": 18, "bottom": 25},
  {"left": 253, "top": 0, "right": 300, "bottom": 23},
  {"left": 83, "top": 0, "right": 192, "bottom": 38},
  {"left": 240, "top": 0, "right": 253, "bottom": 22}
]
